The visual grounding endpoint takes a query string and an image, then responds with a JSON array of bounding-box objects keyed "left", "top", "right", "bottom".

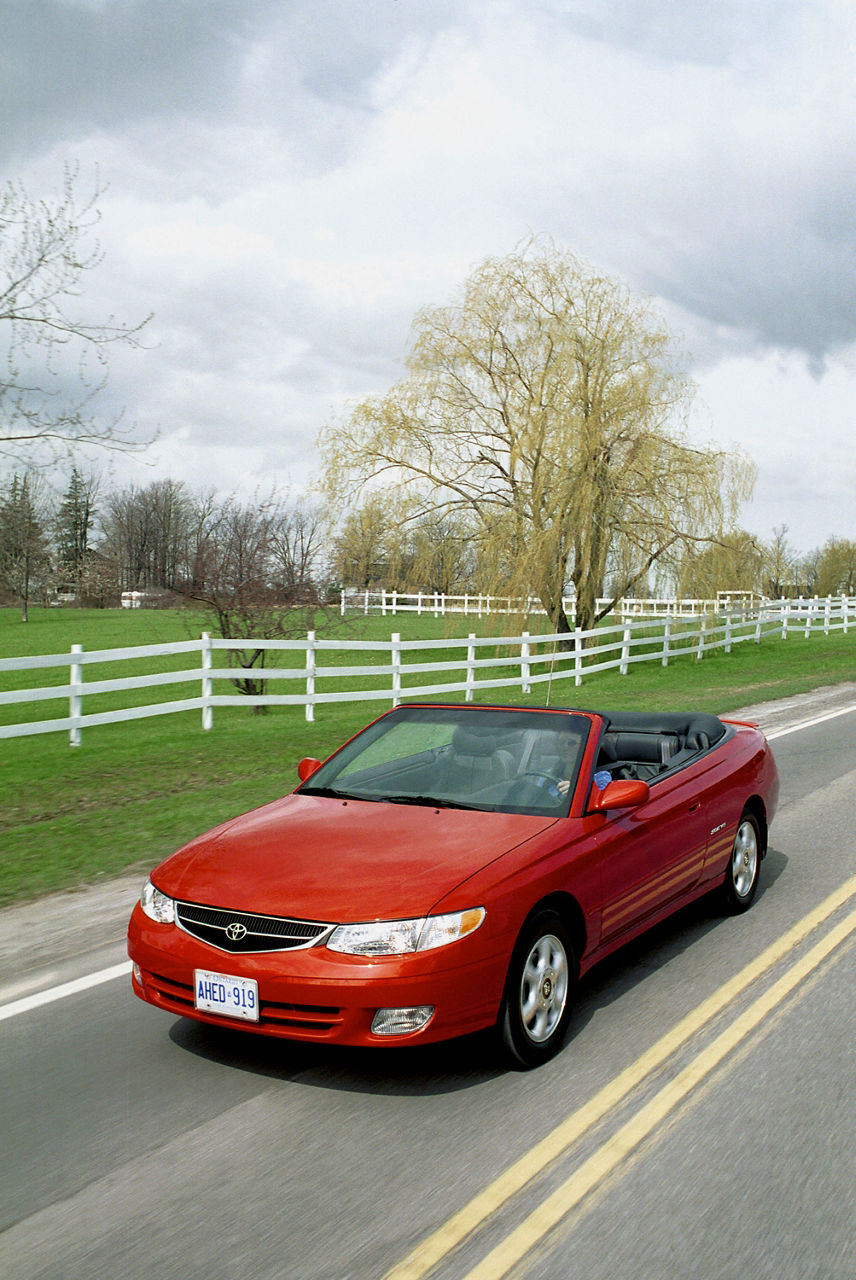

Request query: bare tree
[
  {"left": 100, "top": 479, "right": 194, "bottom": 591},
  {"left": 1, "top": 165, "right": 150, "bottom": 466},
  {"left": 322, "top": 241, "right": 755, "bottom": 638},
  {"left": 763, "top": 524, "right": 798, "bottom": 598},
  {"left": 179, "top": 493, "right": 331, "bottom": 705},
  {"left": 270, "top": 498, "right": 324, "bottom": 600}
]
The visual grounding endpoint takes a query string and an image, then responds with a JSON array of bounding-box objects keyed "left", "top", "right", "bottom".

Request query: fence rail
[{"left": 1, "top": 596, "right": 854, "bottom": 746}]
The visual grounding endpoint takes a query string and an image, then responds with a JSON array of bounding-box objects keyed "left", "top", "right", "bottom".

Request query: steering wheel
[
  {"left": 506, "top": 771, "right": 566, "bottom": 803},
  {"left": 519, "top": 770, "right": 563, "bottom": 788}
]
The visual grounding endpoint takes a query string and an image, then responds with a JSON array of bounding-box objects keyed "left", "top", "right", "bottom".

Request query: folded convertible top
[{"left": 576, "top": 708, "right": 727, "bottom": 747}]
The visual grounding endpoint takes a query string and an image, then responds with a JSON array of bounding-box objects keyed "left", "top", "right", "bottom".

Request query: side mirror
[
  {"left": 591, "top": 778, "right": 650, "bottom": 812},
  {"left": 297, "top": 757, "right": 321, "bottom": 782}
]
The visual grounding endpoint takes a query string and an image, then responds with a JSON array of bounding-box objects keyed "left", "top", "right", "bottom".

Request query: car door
[{"left": 595, "top": 763, "right": 714, "bottom": 943}]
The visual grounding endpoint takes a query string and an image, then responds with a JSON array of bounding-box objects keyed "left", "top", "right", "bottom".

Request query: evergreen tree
[
  {"left": 55, "top": 466, "right": 96, "bottom": 590},
  {"left": 0, "top": 472, "right": 52, "bottom": 620}
]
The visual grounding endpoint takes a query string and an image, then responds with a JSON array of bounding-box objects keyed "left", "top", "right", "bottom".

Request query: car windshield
[{"left": 298, "top": 706, "right": 590, "bottom": 816}]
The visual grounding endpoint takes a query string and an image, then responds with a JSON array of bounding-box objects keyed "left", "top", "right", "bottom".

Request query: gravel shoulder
[{"left": 2, "top": 683, "right": 855, "bottom": 997}]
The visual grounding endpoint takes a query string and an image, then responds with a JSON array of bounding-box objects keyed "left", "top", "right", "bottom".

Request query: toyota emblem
[{"left": 225, "top": 922, "right": 247, "bottom": 942}]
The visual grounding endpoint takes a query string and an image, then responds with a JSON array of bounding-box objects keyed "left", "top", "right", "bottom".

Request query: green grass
[{"left": 2, "top": 604, "right": 855, "bottom": 906}]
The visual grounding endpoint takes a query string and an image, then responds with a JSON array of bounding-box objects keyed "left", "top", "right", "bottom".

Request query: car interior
[{"left": 593, "top": 711, "right": 729, "bottom": 782}]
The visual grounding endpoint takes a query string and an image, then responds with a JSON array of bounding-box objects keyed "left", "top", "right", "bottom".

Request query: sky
[{"left": 2, "top": 0, "right": 854, "bottom": 556}]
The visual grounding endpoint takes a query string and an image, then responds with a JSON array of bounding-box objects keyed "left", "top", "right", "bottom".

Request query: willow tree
[
  {"left": 677, "top": 530, "right": 765, "bottom": 601},
  {"left": 814, "top": 537, "right": 856, "bottom": 596},
  {"left": 321, "top": 242, "right": 754, "bottom": 637}
]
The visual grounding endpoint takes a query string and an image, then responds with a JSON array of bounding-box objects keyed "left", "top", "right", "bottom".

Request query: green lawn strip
[{"left": 1, "top": 608, "right": 855, "bottom": 906}]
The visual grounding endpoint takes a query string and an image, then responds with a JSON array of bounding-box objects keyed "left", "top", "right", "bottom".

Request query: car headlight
[
  {"left": 140, "top": 878, "right": 176, "bottom": 924},
  {"left": 327, "top": 907, "right": 485, "bottom": 956}
]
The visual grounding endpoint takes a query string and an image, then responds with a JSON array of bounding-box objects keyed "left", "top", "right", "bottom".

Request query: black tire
[
  {"left": 499, "top": 909, "right": 576, "bottom": 1069},
  {"left": 721, "top": 811, "right": 761, "bottom": 914}
]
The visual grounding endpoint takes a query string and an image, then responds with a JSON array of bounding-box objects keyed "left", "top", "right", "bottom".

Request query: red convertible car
[{"left": 128, "top": 703, "right": 779, "bottom": 1067}]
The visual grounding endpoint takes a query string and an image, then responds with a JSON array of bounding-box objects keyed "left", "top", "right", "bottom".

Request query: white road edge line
[
  {"left": 765, "top": 702, "right": 856, "bottom": 740},
  {"left": 4, "top": 701, "right": 856, "bottom": 1024},
  {"left": 0, "top": 960, "right": 131, "bottom": 1022}
]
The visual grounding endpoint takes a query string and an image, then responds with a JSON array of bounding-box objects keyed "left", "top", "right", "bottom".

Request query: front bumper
[{"left": 127, "top": 903, "right": 506, "bottom": 1047}]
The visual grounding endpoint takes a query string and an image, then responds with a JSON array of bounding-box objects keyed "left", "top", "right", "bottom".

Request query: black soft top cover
[{"left": 588, "top": 709, "right": 727, "bottom": 747}]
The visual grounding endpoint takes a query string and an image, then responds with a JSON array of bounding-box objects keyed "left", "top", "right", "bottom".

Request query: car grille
[{"left": 176, "top": 901, "right": 335, "bottom": 953}]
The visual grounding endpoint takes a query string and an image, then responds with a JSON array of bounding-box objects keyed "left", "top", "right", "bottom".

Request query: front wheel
[
  {"left": 499, "top": 910, "right": 576, "bottom": 1069},
  {"left": 721, "top": 812, "right": 761, "bottom": 914}
]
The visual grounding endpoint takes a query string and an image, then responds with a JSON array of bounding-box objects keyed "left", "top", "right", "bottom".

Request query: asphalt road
[{"left": 2, "top": 685, "right": 855, "bottom": 1280}]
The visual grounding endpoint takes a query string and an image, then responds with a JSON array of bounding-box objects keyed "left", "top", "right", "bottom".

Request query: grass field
[{"left": 2, "top": 604, "right": 855, "bottom": 907}]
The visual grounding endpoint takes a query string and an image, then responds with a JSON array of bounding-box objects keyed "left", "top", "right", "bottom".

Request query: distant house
[{"left": 121, "top": 590, "right": 168, "bottom": 608}]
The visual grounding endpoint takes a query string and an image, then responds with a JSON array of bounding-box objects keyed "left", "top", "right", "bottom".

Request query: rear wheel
[
  {"left": 722, "top": 811, "right": 761, "bottom": 913},
  {"left": 499, "top": 910, "right": 575, "bottom": 1068}
]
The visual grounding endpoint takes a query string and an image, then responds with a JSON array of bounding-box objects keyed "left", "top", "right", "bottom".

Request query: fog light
[
  {"left": 132, "top": 963, "right": 142, "bottom": 984},
  {"left": 371, "top": 1006, "right": 435, "bottom": 1036}
]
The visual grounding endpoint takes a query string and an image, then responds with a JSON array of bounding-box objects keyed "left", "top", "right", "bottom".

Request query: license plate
[{"left": 194, "top": 969, "right": 259, "bottom": 1022}]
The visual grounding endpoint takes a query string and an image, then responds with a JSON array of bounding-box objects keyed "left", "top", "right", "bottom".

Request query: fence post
[
  {"left": 824, "top": 596, "right": 831, "bottom": 635},
  {"left": 755, "top": 613, "right": 762, "bottom": 644},
  {"left": 804, "top": 600, "right": 814, "bottom": 638},
  {"left": 696, "top": 615, "right": 707, "bottom": 661},
  {"left": 521, "top": 631, "right": 531, "bottom": 694},
  {"left": 69, "top": 643, "right": 83, "bottom": 747},
  {"left": 620, "top": 624, "right": 631, "bottom": 675},
  {"left": 201, "top": 632, "right": 213, "bottom": 731},
  {"left": 305, "top": 630, "right": 316, "bottom": 723},
  {"left": 574, "top": 628, "right": 583, "bottom": 686},
  {"left": 391, "top": 632, "right": 402, "bottom": 706},
  {"left": 782, "top": 601, "right": 789, "bottom": 640},
  {"left": 340, "top": 589, "right": 346, "bottom": 617},
  {"left": 363, "top": 589, "right": 369, "bottom": 615},
  {"left": 662, "top": 615, "right": 671, "bottom": 667},
  {"left": 843, "top": 595, "right": 849, "bottom": 635},
  {"left": 417, "top": 591, "right": 423, "bottom": 616},
  {"left": 725, "top": 614, "right": 732, "bottom": 655},
  {"left": 466, "top": 633, "right": 476, "bottom": 701}
]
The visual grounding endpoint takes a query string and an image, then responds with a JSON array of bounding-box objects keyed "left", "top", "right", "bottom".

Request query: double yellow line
[{"left": 385, "top": 873, "right": 856, "bottom": 1280}]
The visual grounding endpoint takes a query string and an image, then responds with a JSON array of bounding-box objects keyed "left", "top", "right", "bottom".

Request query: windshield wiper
[
  {"left": 378, "top": 793, "right": 488, "bottom": 811},
  {"left": 300, "top": 786, "right": 488, "bottom": 811},
  {"left": 298, "top": 785, "right": 363, "bottom": 800}
]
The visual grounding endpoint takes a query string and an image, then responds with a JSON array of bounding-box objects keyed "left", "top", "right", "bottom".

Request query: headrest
[{"left": 451, "top": 726, "right": 497, "bottom": 757}]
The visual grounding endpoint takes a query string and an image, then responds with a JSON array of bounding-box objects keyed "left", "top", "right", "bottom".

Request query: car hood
[{"left": 154, "top": 794, "right": 558, "bottom": 922}]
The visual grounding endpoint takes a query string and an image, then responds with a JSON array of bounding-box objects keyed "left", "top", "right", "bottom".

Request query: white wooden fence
[
  {"left": 1, "top": 596, "right": 854, "bottom": 746},
  {"left": 339, "top": 588, "right": 770, "bottom": 619}
]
